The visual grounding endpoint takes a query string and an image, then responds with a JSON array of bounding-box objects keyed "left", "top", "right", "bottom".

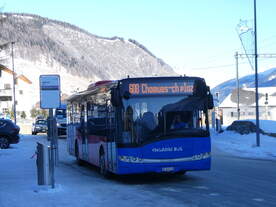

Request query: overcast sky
[{"left": 2, "top": 0, "right": 276, "bottom": 87}]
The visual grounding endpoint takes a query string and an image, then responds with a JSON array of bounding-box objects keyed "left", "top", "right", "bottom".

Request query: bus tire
[
  {"left": 99, "top": 153, "right": 106, "bottom": 175},
  {"left": 75, "top": 141, "right": 84, "bottom": 166},
  {"left": 0, "top": 137, "right": 10, "bottom": 149},
  {"left": 99, "top": 151, "right": 111, "bottom": 178},
  {"left": 175, "top": 171, "right": 187, "bottom": 176}
]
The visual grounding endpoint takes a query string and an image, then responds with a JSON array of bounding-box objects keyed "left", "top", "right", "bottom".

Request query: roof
[
  {"left": 220, "top": 87, "right": 276, "bottom": 108},
  {"left": 67, "top": 80, "right": 117, "bottom": 102},
  {"left": 0, "top": 64, "right": 32, "bottom": 84}
]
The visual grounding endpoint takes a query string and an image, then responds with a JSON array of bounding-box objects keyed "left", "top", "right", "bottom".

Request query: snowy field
[{"left": 0, "top": 120, "right": 275, "bottom": 207}]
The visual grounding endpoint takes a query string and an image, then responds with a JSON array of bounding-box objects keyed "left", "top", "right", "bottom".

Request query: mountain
[
  {"left": 211, "top": 67, "right": 276, "bottom": 103},
  {"left": 0, "top": 13, "right": 177, "bottom": 96}
]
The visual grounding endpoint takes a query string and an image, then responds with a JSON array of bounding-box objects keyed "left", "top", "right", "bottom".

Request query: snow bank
[
  {"left": 212, "top": 120, "right": 276, "bottom": 160},
  {"left": 245, "top": 119, "right": 276, "bottom": 133}
]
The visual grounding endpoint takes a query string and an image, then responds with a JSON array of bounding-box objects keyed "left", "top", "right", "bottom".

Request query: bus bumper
[{"left": 116, "top": 157, "right": 211, "bottom": 175}]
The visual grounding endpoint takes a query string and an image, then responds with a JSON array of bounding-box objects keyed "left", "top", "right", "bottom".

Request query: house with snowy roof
[
  {"left": 219, "top": 87, "right": 276, "bottom": 125},
  {"left": 0, "top": 64, "right": 32, "bottom": 119}
]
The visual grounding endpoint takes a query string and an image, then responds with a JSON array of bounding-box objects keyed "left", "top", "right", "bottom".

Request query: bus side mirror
[
  {"left": 207, "top": 94, "right": 214, "bottom": 109},
  {"left": 111, "top": 88, "right": 121, "bottom": 107},
  {"left": 123, "top": 91, "right": 131, "bottom": 100}
]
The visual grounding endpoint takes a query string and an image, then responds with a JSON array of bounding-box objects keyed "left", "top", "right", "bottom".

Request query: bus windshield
[{"left": 122, "top": 95, "right": 208, "bottom": 144}]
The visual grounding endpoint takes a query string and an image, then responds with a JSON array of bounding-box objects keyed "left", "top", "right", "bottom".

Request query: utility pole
[
  {"left": 235, "top": 52, "right": 240, "bottom": 120},
  {"left": 11, "top": 41, "right": 16, "bottom": 125},
  {"left": 254, "top": 0, "right": 260, "bottom": 147}
]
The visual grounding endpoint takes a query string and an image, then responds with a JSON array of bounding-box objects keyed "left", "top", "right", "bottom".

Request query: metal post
[
  {"left": 49, "top": 109, "right": 55, "bottom": 188},
  {"left": 53, "top": 117, "right": 59, "bottom": 165},
  {"left": 11, "top": 42, "right": 16, "bottom": 124},
  {"left": 265, "top": 93, "right": 268, "bottom": 119},
  {"left": 235, "top": 52, "right": 240, "bottom": 120},
  {"left": 254, "top": 0, "right": 260, "bottom": 146}
]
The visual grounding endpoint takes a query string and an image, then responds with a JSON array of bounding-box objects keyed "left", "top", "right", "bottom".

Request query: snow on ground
[
  {"left": 0, "top": 136, "right": 187, "bottom": 207},
  {"left": 212, "top": 120, "right": 276, "bottom": 160}
]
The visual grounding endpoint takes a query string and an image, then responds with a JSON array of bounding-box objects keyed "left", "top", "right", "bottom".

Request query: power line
[
  {"left": 191, "top": 53, "right": 276, "bottom": 71},
  {"left": 236, "top": 53, "right": 276, "bottom": 58},
  {"left": 191, "top": 61, "right": 248, "bottom": 70}
]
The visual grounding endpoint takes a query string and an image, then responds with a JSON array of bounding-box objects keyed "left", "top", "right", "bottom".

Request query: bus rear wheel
[
  {"left": 75, "top": 142, "right": 84, "bottom": 166},
  {"left": 99, "top": 153, "right": 106, "bottom": 176}
]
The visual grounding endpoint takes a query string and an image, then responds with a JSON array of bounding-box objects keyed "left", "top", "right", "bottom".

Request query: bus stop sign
[{"left": 39, "top": 75, "right": 61, "bottom": 109}]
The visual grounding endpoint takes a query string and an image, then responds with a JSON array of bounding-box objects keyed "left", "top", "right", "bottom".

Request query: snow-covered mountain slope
[
  {"left": 212, "top": 67, "right": 276, "bottom": 103},
  {"left": 0, "top": 13, "right": 177, "bottom": 97}
]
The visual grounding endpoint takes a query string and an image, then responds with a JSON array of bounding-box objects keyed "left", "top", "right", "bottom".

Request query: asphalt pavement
[
  {"left": 58, "top": 137, "right": 276, "bottom": 207},
  {"left": 1, "top": 135, "right": 275, "bottom": 207}
]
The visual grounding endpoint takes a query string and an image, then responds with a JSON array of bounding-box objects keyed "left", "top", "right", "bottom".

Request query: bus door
[
  {"left": 106, "top": 100, "right": 116, "bottom": 172},
  {"left": 80, "top": 103, "right": 89, "bottom": 161}
]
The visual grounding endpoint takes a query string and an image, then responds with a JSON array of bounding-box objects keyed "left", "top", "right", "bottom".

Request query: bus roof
[
  {"left": 67, "top": 80, "right": 117, "bottom": 102},
  {"left": 120, "top": 76, "right": 205, "bottom": 83},
  {"left": 67, "top": 76, "right": 209, "bottom": 102}
]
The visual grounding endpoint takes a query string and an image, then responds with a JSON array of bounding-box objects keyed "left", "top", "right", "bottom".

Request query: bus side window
[
  {"left": 124, "top": 106, "right": 133, "bottom": 131},
  {"left": 86, "top": 103, "right": 107, "bottom": 136},
  {"left": 122, "top": 106, "right": 133, "bottom": 143}
]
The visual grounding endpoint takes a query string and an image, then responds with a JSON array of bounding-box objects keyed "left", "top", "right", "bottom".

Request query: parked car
[
  {"left": 32, "top": 119, "right": 48, "bottom": 135},
  {"left": 0, "top": 119, "right": 20, "bottom": 149}
]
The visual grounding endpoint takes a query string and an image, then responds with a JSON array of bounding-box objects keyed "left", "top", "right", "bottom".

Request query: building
[
  {"left": 219, "top": 87, "right": 276, "bottom": 125},
  {"left": 0, "top": 64, "right": 32, "bottom": 119}
]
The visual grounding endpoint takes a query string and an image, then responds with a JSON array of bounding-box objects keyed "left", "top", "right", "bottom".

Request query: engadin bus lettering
[
  {"left": 67, "top": 76, "right": 214, "bottom": 176},
  {"left": 152, "top": 146, "right": 183, "bottom": 152}
]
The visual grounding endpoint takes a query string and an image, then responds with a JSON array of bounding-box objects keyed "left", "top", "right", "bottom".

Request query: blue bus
[
  {"left": 67, "top": 76, "right": 214, "bottom": 175},
  {"left": 55, "top": 103, "right": 67, "bottom": 136}
]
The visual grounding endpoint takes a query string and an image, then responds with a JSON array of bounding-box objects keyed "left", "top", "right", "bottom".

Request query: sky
[{"left": 2, "top": 0, "right": 276, "bottom": 87}]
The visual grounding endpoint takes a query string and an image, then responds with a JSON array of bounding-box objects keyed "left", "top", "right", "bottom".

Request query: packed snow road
[{"left": 0, "top": 134, "right": 276, "bottom": 207}]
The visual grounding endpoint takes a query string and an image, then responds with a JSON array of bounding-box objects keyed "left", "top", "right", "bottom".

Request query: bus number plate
[{"left": 162, "top": 167, "right": 174, "bottom": 172}]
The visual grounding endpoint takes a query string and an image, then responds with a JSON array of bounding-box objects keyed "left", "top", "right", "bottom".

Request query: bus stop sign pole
[
  {"left": 48, "top": 109, "right": 55, "bottom": 188},
  {"left": 40, "top": 75, "right": 61, "bottom": 189}
]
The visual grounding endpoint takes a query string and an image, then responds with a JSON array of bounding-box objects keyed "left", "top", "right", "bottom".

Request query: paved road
[
  {"left": 133, "top": 151, "right": 276, "bottom": 207},
  {"left": 1, "top": 135, "right": 275, "bottom": 207},
  {"left": 58, "top": 139, "right": 276, "bottom": 207}
]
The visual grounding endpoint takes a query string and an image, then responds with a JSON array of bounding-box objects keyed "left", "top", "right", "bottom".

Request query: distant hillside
[
  {"left": 0, "top": 13, "right": 177, "bottom": 94},
  {"left": 212, "top": 67, "right": 276, "bottom": 103}
]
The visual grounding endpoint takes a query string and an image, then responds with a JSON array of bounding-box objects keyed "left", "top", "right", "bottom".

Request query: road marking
[
  {"left": 209, "top": 193, "right": 220, "bottom": 196},
  {"left": 193, "top": 186, "right": 209, "bottom": 190},
  {"left": 161, "top": 187, "right": 180, "bottom": 192},
  {"left": 252, "top": 198, "right": 264, "bottom": 202}
]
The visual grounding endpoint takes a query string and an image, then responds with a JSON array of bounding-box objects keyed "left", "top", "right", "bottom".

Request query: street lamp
[
  {"left": 253, "top": 0, "right": 260, "bottom": 146},
  {"left": 11, "top": 41, "right": 16, "bottom": 125},
  {"left": 236, "top": 1, "right": 260, "bottom": 146}
]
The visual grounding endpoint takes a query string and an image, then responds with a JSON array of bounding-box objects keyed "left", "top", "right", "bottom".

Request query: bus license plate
[{"left": 162, "top": 167, "right": 174, "bottom": 172}]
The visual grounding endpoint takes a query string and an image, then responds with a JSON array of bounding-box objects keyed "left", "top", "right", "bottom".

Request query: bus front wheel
[{"left": 175, "top": 171, "right": 187, "bottom": 176}]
